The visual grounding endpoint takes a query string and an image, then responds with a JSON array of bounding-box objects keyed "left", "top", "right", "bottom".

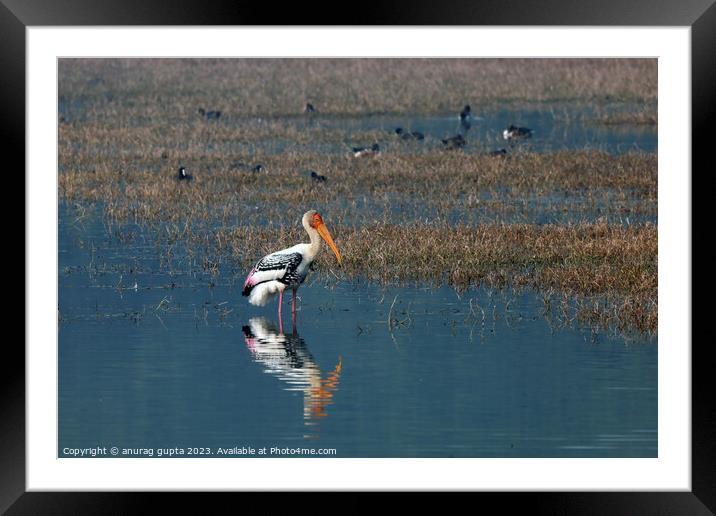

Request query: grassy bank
[{"left": 208, "top": 221, "right": 656, "bottom": 334}]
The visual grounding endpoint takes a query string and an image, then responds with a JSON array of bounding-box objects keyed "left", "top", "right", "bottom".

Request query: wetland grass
[
  {"left": 60, "top": 150, "right": 657, "bottom": 225},
  {"left": 212, "top": 221, "right": 657, "bottom": 333},
  {"left": 59, "top": 58, "right": 657, "bottom": 118},
  {"left": 58, "top": 58, "right": 658, "bottom": 334}
]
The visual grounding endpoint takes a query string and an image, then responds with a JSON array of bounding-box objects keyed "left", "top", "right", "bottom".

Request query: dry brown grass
[
  {"left": 591, "top": 111, "right": 658, "bottom": 126},
  {"left": 59, "top": 58, "right": 657, "bottom": 118},
  {"left": 209, "top": 221, "right": 657, "bottom": 334},
  {"left": 59, "top": 150, "right": 657, "bottom": 227}
]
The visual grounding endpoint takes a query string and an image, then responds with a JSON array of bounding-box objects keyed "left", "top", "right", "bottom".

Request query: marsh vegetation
[{"left": 59, "top": 58, "right": 658, "bottom": 334}]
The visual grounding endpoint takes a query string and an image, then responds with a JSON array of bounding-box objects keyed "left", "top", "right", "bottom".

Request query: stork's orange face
[{"left": 310, "top": 212, "right": 342, "bottom": 265}]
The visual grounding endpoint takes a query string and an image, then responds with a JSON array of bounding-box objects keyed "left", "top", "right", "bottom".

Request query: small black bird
[
  {"left": 395, "top": 128, "right": 425, "bottom": 141},
  {"left": 441, "top": 134, "right": 466, "bottom": 149},
  {"left": 177, "top": 166, "right": 193, "bottom": 181},
  {"left": 310, "top": 170, "right": 327, "bottom": 183},
  {"left": 305, "top": 103, "right": 316, "bottom": 114},
  {"left": 231, "top": 162, "right": 266, "bottom": 173},
  {"left": 503, "top": 124, "right": 533, "bottom": 140},
  {"left": 395, "top": 127, "right": 411, "bottom": 139},
  {"left": 459, "top": 105, "right": 472, "bottom": 131},
  {"left": 198, "top": 108, "right": 221, "bottom": 120},
  {"left": 486, "top": 148, "right": 508, "bottom": 157},
  {"left": 352, "top": 143, "right": 381, "bottom": 158}
]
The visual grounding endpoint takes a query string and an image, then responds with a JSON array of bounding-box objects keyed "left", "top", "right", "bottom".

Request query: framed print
[{"left": 8, "top": 0, "right": 710, "bottom": 512}]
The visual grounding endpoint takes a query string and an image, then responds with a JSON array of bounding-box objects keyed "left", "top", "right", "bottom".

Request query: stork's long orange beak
[{"left": 316, "top": 222, "right": 342, "bottom": 265}]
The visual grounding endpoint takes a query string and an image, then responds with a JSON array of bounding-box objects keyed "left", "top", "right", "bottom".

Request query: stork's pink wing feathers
[{"left": 242, "top": 251, "right": 303, "bottom": 297}]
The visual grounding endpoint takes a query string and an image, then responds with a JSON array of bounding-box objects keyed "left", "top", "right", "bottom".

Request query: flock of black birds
[
  {"left": 355, "top": 104, "right": 532, "bottom": 159},
  {"left": 176, "top": 103, "right": 533, "bottom": 183}
]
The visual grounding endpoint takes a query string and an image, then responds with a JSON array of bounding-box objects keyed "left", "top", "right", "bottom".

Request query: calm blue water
[{"left": 58, "top": 207, "right": 657, "bottom": 458}]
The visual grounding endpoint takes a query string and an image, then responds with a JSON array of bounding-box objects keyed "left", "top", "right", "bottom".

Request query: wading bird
[
  {"left": 305, "top": 102, "right": 317, "bottom": 114},
  {"left": 242, "top": 210, "right": 342, "bottom": 326},
  {"left": 503, "top": 124, "right": 533, "bottom": 140}
]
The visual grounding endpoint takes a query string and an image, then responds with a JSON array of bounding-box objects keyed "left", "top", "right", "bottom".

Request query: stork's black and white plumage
[
  {"left": 242, "top": 210, "right": 342, "bottom": 323},
  {"left": 503, "top": 124, "right": 533, "bottom": 140}
]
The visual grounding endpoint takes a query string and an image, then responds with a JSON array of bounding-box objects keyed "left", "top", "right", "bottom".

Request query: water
[
  {"left": 201, "top": 104, "right": 657, "bottom": 156},
  {"left": 58, "top": 207, "right": 657, "bottom": 458},
  {"left": 59, "top": 99, "right": 657, "bottom": 156}
]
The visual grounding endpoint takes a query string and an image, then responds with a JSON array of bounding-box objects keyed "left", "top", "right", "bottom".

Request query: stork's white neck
[{"left": 303, "top": 216, "right": 322, "bottom": 262}]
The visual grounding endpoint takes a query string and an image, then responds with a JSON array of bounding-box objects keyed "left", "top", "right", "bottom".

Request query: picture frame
[{"left": 8, "top": 0, "right": 708, "bottom": 510}]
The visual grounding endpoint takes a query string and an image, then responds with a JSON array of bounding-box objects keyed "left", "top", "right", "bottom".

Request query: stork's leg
[
  {"left": 291, "top": 288, "right": 298, "bottom": 332},
  {"left": 277, "top": 290, "right": 284, "bottom": 333}
]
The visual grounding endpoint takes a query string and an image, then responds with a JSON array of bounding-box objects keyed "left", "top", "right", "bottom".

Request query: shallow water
[
  {"left": 198, "top": 103, "right": 657, "bottom": 157},
  {"left": 58, "top": 206, "right": 657, "bottom": 458},
  {"left": 59, "top": 98, "right": 657, "bottom": 156},
  {"left": 302, "top": 106, "right": 657, "bottom": 155}
]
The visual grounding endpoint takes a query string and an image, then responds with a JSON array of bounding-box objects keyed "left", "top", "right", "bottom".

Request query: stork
[{"left": 242, "top": 210, "right": 342, "bottom": 328}]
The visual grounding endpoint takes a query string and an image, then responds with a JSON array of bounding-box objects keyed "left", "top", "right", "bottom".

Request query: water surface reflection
[{"left": 242, "top": 317, "right": 342, "bottom": 438}]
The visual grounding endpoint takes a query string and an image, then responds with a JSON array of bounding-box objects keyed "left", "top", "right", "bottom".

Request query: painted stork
[{"left": 242, "top": 210, "right": 342, "bottom": 326}]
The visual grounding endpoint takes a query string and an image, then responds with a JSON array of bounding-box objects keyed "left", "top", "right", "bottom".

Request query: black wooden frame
[{"left": 5, "top": 1, "right": 709, "bottom": 512}]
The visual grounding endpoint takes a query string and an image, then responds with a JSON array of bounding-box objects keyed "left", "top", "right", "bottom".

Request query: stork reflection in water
[{"left": 242, "top": 317, "right": 342, "bottom": 436}]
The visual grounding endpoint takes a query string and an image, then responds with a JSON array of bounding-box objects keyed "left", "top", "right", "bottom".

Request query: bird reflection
[{"left": 242, "top": 317, "right": 342, "bottom": 438}]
